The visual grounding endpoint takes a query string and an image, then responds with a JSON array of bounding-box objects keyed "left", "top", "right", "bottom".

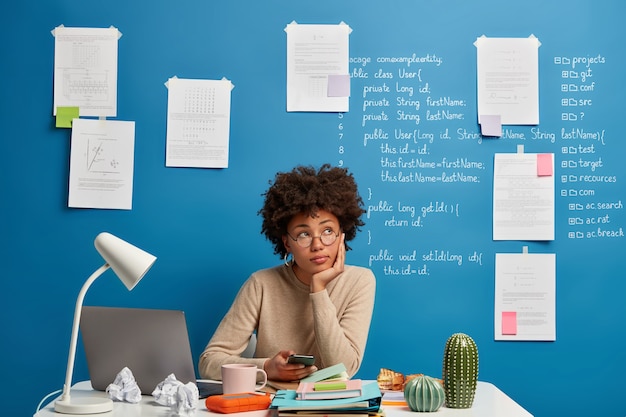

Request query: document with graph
[
  {"left": 68, "top": 119, "right": 135, "bottom": 210},
  {"left": 53, "top": 26, "right": 119, "bottom": 117}
]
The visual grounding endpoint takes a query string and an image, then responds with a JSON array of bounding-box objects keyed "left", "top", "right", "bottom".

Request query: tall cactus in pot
[{"left": 442, "top": 333, "right": 478, "bottom": 408}]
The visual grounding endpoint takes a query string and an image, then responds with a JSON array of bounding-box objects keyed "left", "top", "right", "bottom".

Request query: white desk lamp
[{"left": 54, "top": 232, "right": 157, "bottom": 414}]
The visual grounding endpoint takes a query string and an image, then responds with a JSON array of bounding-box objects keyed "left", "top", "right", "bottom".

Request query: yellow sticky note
[{"left": 56, "top": 106, "right": 79, "bottom": 128}]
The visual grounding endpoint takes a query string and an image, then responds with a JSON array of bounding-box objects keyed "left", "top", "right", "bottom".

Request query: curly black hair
[{"left": 259, "top": 164, "right": 366, "bottom": 257}]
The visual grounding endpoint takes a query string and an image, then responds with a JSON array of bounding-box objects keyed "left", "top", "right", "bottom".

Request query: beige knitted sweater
[{"left": 199, "top": 264, "right": 376, "bottom": 380}]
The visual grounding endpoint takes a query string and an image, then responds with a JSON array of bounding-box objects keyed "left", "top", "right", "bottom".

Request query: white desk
[
  {"left": 35, "top": 381, "right": 532, "bottom": 417},
  {"left": 383, "top": 382, "right": 532, "bottom": 417}
]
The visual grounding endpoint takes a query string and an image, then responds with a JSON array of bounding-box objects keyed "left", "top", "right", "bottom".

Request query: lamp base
[{"left": 54, "top": 397, "right": 113, "bottom": 414}]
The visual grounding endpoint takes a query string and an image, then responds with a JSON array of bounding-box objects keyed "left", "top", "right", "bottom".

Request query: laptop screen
[{"left": 80, "top": 306, "right": 198, "bottom": 395}]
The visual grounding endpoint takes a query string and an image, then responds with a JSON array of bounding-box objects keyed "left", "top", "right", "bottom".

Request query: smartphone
[{"left": 287, "top": 354, "right": 315, "bottom": 366}]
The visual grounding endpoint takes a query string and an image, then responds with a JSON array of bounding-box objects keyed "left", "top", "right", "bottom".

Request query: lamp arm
[{"left": 58, "top": 263, "right": 111, "bottom": 403}]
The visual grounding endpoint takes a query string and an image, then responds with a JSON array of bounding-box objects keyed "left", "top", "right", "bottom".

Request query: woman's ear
[{"left": 281, "top": 235, "right": 291, "bottom": 252}]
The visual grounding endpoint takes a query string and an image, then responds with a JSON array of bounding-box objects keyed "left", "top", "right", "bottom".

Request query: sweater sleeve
[
  {"left": 198, "top": 277, "right": 267, "bottom": 379},
  {"left": 310, "top": 267, "right": 376, "bottom": 377}
]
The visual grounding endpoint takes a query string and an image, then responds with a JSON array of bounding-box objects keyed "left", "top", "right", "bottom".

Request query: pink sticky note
[
  {"left": 327, "top": 74, "right": 350, "bottom": 97},
  {"left": 537, "top": 153, "right": 553, "bottom": 176},
  {"left": 502, "top": 311, "right": 517, "bottom": 335},
  {"left": 480, "top": 115, "right": 502, "bottom": 137}
]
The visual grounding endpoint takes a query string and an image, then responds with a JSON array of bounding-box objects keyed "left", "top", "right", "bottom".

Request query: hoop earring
[{"left": 284, "top": 252, "right": 293, "bottom": 267}]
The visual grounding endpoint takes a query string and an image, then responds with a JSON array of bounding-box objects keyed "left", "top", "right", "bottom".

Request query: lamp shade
[{"left": 94, "top": 232, "right": 157, "bottom": 291}]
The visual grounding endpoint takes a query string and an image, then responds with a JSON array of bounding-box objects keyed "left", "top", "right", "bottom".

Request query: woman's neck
[{"left": 291, "top": 262, "right": 312, "bottom": 286}]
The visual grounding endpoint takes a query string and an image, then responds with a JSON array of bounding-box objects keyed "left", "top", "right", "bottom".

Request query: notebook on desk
[{"left": 80, "top": 306, "right": 221, "bottom": 397}]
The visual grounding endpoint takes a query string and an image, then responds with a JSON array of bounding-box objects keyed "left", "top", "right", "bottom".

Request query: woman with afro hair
[{"left": 199, "top": 164, "right": 376, "bottom": 382}]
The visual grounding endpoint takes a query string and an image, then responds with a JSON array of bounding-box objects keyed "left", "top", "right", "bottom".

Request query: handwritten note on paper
[
  {"left": 495, "top": 253, "right": 556, "bottom": 341},
  {"left": 493, "top": 152, "right": 555, "bottom": 241},
  {"left": 165, "top": 77, "right": 233, "bottom": 169},
  {"left": 53, "top": 26, "right": 119, "bottom": 117},
  {"left": 285, "top": 22, "right": 351, "bottom": 112},
  {"left": 68, "top": 119, "right": 135, "bottom": 210},
  {"left": 475, "top": 36, "right": 540, "bottom": 125}
]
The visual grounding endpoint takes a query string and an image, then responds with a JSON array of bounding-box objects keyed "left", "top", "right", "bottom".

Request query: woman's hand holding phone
[{"left": 287, "top": 354, "right": 315, "bottom": 366}]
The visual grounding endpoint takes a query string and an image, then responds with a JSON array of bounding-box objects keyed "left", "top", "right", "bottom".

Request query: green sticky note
[
  {"left": 314, "top": 381, "right": 347, "bottom": 391},
  {"left": 56, "top": 106, "right": 79, "bottom": 128}
]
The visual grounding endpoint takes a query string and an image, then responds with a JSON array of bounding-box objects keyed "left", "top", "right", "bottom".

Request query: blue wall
[{"left": 2, "top": 1, "right": 625, "bottom": 416}]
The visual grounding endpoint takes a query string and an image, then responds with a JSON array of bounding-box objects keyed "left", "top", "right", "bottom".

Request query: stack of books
[
  {"left": 270, "top": 364, "right": 382, "bottom": 417},
  {"left": 296, "top": 380, "right": 363, "bottom": 400},
  {"left": 299, "top": 363, "right": 350, "bottom": 384}
]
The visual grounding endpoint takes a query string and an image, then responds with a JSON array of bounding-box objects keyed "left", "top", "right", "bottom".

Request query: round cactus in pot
[{"left": 403, "top": 375, "right": 445, "bottom": 412}]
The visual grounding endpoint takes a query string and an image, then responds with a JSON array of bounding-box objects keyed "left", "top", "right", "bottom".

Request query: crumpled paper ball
[
  {"left": 106, "top": 367, "right": 142, "bottom": 403},
  {"left": 152, "top": 373, "right": 198, "bottom": 415}
]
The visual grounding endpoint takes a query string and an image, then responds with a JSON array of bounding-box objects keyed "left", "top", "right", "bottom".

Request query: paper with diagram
[
  {"left": 165, "top": 77, "right": 233, "bottom": 168},
  {"left": 52, "top": 26, "right": 120, "bottom": 117},
  {"left": 68, "top": 118, "right": 135, "bottom": 210}
]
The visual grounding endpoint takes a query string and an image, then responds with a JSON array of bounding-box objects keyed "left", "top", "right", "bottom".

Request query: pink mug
[{"left": 221, "top": 364, "right": 268, "bottom": 394}]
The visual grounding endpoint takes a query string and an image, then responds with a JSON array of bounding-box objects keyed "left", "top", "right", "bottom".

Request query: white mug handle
[{"left": 255, "top": 369, "right": 268, "bottom": 391}]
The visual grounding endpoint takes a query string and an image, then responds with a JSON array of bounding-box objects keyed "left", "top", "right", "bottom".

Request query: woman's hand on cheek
[
  {"left": 311, "top": 233, "right": 346, "bottom": 293},
  {"left": 264, "top": 350, "right": 318, "bottom": 382}
]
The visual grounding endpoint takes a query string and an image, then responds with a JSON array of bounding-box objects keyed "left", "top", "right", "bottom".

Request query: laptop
[{"left": 80, "top": 306, "right": 221, "bottom": 397}]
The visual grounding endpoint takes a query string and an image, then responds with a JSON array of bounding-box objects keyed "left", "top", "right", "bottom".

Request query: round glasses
[{"left": 287, "top": 228, "right": 339, "bottom": 248}]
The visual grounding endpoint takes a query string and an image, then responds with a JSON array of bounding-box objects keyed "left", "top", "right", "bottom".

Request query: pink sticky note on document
[
  {"left": 502, "top": 311, "right": 517, "bottom": 335},
  {"left": 537, "top": 153, "right": 553, "bottom": 176}
]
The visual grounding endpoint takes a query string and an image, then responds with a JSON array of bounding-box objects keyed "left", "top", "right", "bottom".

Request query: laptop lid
[{"left": 80, "top": 306, "right": 198, "bottom": 395}]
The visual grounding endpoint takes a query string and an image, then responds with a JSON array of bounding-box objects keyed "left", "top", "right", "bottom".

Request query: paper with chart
[
  {"left": 475, "top": 36, "right": 540, "bottom": 125},
  {"left": 493, "top": 152, "right": 555, "bottom": 241},
  {"left": 165, "top": 77, "right": 233, "bottom": 168},
  {"left": 53, "top": 26, "right": 119, "bottom": 117},
  {"left": 68, "top": 119, "right": 135, "bottom": 210},
  {"left": 495, "top": 252, "right": 556, "bottom": 341},
  {"left": 285, "top": 22, "right": 351, "bottom": 112}
]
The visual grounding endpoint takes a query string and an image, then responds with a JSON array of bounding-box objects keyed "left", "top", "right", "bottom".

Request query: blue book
[
  {"left": 270, "top": 380, "right": 382, "bottom": 413},
  {"left": 300, "top": 363, "right": 348, "bottom": 383}
]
